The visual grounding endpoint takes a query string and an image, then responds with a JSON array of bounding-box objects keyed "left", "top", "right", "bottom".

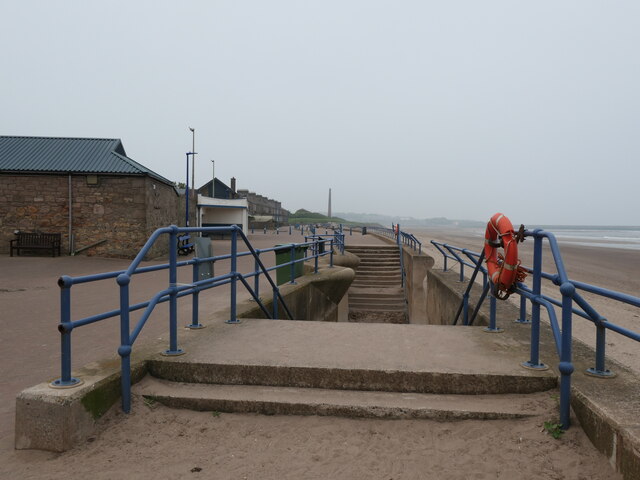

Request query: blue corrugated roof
[{"left": 0, "top": 136, "right": 173, "bottom": 185}]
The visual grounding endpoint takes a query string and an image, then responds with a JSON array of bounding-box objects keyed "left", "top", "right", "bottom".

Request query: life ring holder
[{"left": 484, "top": 213, "right": 526, "bottom": 300}]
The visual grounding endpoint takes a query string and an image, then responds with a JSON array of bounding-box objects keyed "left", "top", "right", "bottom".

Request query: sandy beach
[{"left": 0, "top": 228, "right": 631, "bottom": 479}]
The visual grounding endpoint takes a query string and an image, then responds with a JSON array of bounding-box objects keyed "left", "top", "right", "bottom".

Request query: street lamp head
[{"left": 189, "top": 127, "right": 194, "bottom": 132}]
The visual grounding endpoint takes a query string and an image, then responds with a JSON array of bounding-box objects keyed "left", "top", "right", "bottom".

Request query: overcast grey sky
[{"left": 2, "top": 1, "right": 639, "bottom": 225}]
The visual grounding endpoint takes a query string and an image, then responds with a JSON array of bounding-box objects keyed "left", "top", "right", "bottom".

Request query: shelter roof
[{"left": 0, "top": 136, "right": 173, "bottom": 185}]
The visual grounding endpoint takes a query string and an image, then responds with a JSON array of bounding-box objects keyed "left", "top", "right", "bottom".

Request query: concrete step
[
  {"left": 348, "top": 310, "right": 408, "bottom": 324},
  {"left": 356, "top": 255, "right": 399, "bottom": 261},
  {"left": 134, "top": 376, "right": 554, "bottom": 421},
  {"left": 356, "top": 267, "right": 401, "bottom": 273},
  {"left": 349, "top": 304, "right": 405, "bottom": 312},
  {"left": 349, "top": 297, "right": 405, "bottom": 306},
  {"left": 355, "top": 273, "right": 401, "bottom": 279},
  {"left": 353, "top": 257, "right": 399, "bottom": 263},
  {"left": 348, "top": 287, "right": 404, "bottom": 298},
  {"left": 354, "top": 274, "right": 401, "bottom": 280},
  {"left": 352, "top": 280, "right": 401, "bottom": 287},
  {"left": 357, "top": 264, "right": 399, "bottom": 270}
]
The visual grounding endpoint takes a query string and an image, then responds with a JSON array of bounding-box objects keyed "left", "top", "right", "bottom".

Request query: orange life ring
[{"left": 484, "top": 213, "right": 522, "bottom": 298}]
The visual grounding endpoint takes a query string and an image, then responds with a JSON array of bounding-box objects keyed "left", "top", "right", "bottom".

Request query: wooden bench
[{"left": 10, "top": 232, "right": 62, "bottom": 257}]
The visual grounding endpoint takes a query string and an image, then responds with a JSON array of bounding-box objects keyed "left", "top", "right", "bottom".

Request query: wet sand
[{"left": 0, "top": 229, "right": 627, "bottom": 479}]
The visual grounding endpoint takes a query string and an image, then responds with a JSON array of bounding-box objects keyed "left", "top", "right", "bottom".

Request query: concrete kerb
[
  {"left": 14, "top": 263, "right": 355, "bottom": 453},
  {"left": 430, "top": 268, "right": 640, "bottom": 479}
]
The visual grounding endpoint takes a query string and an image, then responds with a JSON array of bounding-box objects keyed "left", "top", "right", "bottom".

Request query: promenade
[
  {"left": 0, "top": 229, "right": 385, "bottom": 452},
  {"left": 0, "top": 230, "right": 622, "bottom": 479}
]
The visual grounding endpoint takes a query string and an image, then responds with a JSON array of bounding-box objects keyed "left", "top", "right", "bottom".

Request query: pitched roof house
[{"left": 0, "top": 136, "right": 182, "bottom": 257}]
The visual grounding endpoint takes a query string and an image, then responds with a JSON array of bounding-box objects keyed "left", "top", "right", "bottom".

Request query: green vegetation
[
  {"left": 543, "top": 420, "right": 565, "bottom": 440},
  {"left": 81, "top": 381, "right": 122, "bottom": 419},
  {"left": 289, "top": 209, "right": 379, "bottom": 227}
]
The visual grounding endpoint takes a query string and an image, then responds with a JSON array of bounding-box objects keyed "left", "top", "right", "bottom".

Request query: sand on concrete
[{"left": 0, "top": 228, "right": 626, "bottom": 479}]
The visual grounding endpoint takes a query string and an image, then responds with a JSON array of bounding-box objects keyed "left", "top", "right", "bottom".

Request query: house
[
  {"left": 236, "top": 189, "right": 290, "bottom": 227},
  {"left": 197, "top": 177, "right": 248, "bottom": 236},
  {"left": 0, "top": 136, "right": 183, "bottom": 258}
]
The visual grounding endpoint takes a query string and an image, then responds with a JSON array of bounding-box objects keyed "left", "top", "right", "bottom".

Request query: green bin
[{"left": 274, "top": 244, "right": 308, "bottom": 286}]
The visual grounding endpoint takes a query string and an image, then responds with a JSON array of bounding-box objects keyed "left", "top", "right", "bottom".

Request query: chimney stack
[{"left": 231, "top": 177, "right": 237, "bottom": 198}]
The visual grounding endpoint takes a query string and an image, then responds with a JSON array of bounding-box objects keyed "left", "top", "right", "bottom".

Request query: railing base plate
[
  {"left": 521, "top": 361, "right": 549, "bottom": 371},
  {"left": 185, "top": 324, "right": 206, "bottom": 330},
  {"left": 225, "top": 319, "right": 242, "bottom": 325},
  {"left": 50, "top": 377, "right": 84, "bottom": 389},
  {"left": 585, "top": 368, "right": 616, "bottom": 379},
  {"left": 514, "top": 319, "right": 531, "bottom": 324},
  {"left": 483, "top": 327, "right": 504, "bottom": 333},
  {"left": 161, "top": 349, "right": 186, "bottom": 356}
]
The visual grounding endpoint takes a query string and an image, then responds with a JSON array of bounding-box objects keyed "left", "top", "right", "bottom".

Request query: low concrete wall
[
  {"left": 426, "top": 269, "right": 489, "bottom": 326},
  {"left": 238, "top": 264, "right": 354, "bottom": 323},
  {"left": 15, "top": 264, "right": 354, "bottom": 452},
  {"left": 402, "top": 247, "right": 434, "bottom": 324}
]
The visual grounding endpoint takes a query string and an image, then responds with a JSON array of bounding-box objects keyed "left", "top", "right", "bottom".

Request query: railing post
[
  {"left": 165, "top": 227, "right": 185, "bottom": 354},
  {"left": 330, "top": 240, "right": 334, "bottom": 267},
  {"left": 484, "top": 285, "right": 503, "bottom": 333},
  {"left": 227, "top": 228, "right": 240, "bottom": 324},
  {"left": 397, "top": 224, "right": 405, "bottom": 288},
  {"left": 587, "top": 322, "right": 615, "bottom": 377},
  {"left": 314, "top": 239, "right": 319, "bottom": 273},
  {"left": 559, "top": 282, "right": 575, "bottom": 429},
  {"left": 273, "top": 287, "right": 279, "bottom": 319},
  {"left": 515, "top": 294, "right": 530, "bottom": 324},
  {"left": 51, "top": 276, "right": 82, "bottom": 388},
  {"left": 117, "top": 273, "right": 133, "bottom": 412},
  {"left": 462, "top": 293, "right": 469, "bottom": 326},
  {"left": 522, "top": 234, "right": 547, "bottom": 370},
  {"left": 253, "top": 250, "right": 261, "bottom": 300},
  {"left": 186, "top": 259, "right": 204, "bottom": 329},
  {"left": 289, "top": 244, "right": 296, "bottom": 284}
]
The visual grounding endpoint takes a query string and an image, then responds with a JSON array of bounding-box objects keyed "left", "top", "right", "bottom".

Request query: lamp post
[
  {"left": 185, "top": 152, "right": 196, "bottom": 227},
  {"left": 211, "top": 159, "right": 215, "bottom": 197},
  {"left": 188, "top": 127, "right": 195, "bottom": 190}
]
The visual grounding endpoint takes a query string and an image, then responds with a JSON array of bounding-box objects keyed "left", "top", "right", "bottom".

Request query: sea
[{"left": 467, "top": 226, "right": 640, "bottom": 250}]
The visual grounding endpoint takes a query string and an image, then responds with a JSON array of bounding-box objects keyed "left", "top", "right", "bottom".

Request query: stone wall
[{"left": 1, "top": 174, "right": 180, "bottom": 258}]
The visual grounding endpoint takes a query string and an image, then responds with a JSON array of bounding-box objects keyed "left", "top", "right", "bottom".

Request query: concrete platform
[{"left": 144, "top": 319, "right": 556, "bottom": 395}]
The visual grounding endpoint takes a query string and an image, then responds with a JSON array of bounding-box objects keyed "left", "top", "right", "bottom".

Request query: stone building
[
  {"left": 236, "top": 189, "right": 289, "bottom": 227},
  {"left": 0, "top": 136, "right": 182, "bottom": 258}
]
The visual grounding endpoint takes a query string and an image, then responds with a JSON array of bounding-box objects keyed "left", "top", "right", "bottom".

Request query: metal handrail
[
  {"left": 52, "top": 225, "right": 334, "bottom": 413},
  {"left": 367, "top": 226, "right": 422, "bottom": 253},
  {"left": 431, "top": 231, "right": 640, "bottom": 430}
]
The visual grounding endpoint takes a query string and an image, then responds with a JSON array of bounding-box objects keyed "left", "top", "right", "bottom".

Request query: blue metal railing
[
  {"left": 52, "top": 225, "right": 335, "bottom": 413},
  {"left": 367, "top": 226, "right": 422, "bottom": 253},
  {"left": 431, "top": 230, "right": 640, "bottom": 429}
]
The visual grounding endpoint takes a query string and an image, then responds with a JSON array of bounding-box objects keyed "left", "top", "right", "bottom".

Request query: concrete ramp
[{"left": 135, "top": 320, "right": 557, "bottom": 420}]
